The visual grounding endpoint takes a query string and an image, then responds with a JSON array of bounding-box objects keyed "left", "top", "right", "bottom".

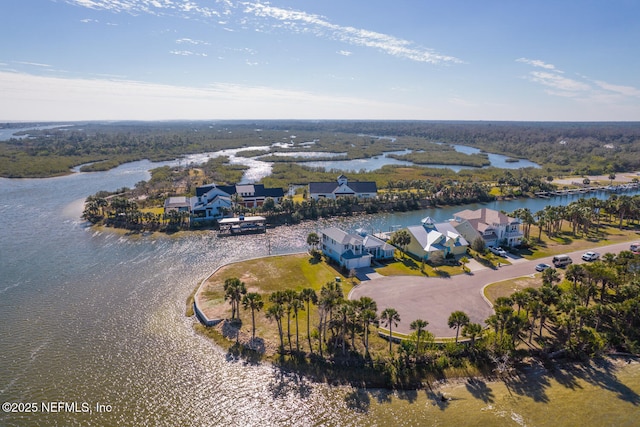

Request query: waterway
[{"left": 1, "top": 160, "right": 639, "bottom": 426}]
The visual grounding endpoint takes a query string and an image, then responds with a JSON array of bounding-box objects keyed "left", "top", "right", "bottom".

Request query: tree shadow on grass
[{"left": 401, "top": 257, "right": 421, "bottom": 271}]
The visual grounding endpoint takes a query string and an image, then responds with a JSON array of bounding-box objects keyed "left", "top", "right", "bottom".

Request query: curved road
[{"left": 349, "top": 241, "right": 636, "bottom": 338}]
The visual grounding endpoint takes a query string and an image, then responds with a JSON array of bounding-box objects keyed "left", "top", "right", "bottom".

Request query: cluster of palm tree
[
  {"left": 82, "top": 195, "right": 190, "bottom": 231},
  {"left": 383, "top": 179, "right": 494, "bottom": 206},
  {"left": 511, "top": 194, "right": 640, "bottom": 243},
  {"left": 486, "top": 251, "right": 640, "bottom": 357}
]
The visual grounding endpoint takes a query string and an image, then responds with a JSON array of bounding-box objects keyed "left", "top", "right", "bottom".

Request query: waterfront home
[
  {"left": 309, "top": 175, "right": 377, "bottom": 200},
  {"left": 451, "top": 208, "right": 523, "bottom": 248},
  {"left": 163, "top": 196, "right": 191, "bottom": 214},
  {"left": 362, "top": 234, "right": 396, "bottom": 261},
  {"left": 404, "top": 217, "right": 469, "bottom": 261},
  {"left": 196, "top": 183, "right": 285, "bottom": 208},
  {"left": 320, "top": 227, "right": 373, "bottom": 269},
  {"left": 189, "top": 182, "right": 285, "bottom": 221}
]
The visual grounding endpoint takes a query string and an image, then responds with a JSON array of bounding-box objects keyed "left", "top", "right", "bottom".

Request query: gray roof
[
  {"left": 363, "top": 235, "right": 395, "bottom": 251},
  {"left": 407, "top": 222, "right": 468, "bottom": 251},
  {"left": 309, "top": 181, "right": 377, "bottom": 194},
  {"left": 321, "top": 227, "right": 363, "bottom": 246}
]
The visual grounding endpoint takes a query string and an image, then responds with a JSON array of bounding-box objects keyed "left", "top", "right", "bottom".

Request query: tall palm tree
[
  {"left": 380, "top": 308, "right": 401, "bottom": 353},
  {"left": 306, "top": 232, "right": 320, "bottom": 252},
  {"left": 462, "top": 322, "right": 483, "bottom": 347},
  {"left": 283, "top": 289, "right": 298, "bottom": 353},
  {"left": 224, "top": 277, "right": 247, "bottom": 320},
  {"left": 448, "top": 311, "right": 470, "bottom": 344},
  {"left": 291, "top": 295, "right": 304, "bottom": 352},
  {"left": 299, "top": 288, "right": 317, "bottom": 352},
  {"left": 242, "top": 292, "right": 263, "bottom": 341},
  {"left": 565, "top": 264, "right": 586, "bottom": 292},
  {"left": 266, "top": 303, "right": 285, "bottom": 354},
  {"left": 390, "top": 229, "right": 411, "bottom": 258},
  {"left": 410, "top": 319, "right": 429, "bottom": 355},
  {"left": 541, "top": 267, "right": 560, "bottom": 286}
]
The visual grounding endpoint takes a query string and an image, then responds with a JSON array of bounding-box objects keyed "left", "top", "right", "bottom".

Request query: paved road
[{"left": 349, "top": 241, "right": 637, "bottom": 338}]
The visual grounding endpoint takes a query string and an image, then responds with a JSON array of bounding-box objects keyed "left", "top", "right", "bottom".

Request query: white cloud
[
  {"left": 528, "top": 71, "right": 591, "bottom": 94},
  {"left": 176, "top": 38, "right": 209, "bottom": 45},
  {"left": 65, "top": 0, "right": 460, "bottom": 65},
  {"left": 518, "top": 58, "right": 640, "bottom": 105},
  {"left": 593, "top": 80, "right": 640, "bottom": 98},
  {"left": 244, "top": 3, "right": 461, "bottom": 64},
  {"left": 169, "top": 50, "right": 207, "bottom": 57},
  {"left": 516, "top": 58, "right": 559, "bottom": 71},
  {"left": 15, "top": 61, "right": 52, "bottom": 68},
  {"left": 337, "top": 50, "right": 352, "bottom": 57}
]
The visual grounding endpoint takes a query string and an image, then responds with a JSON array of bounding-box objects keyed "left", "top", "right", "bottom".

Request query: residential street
[{"left": 349, "top": 241, "right": 638, "bottom": 338}]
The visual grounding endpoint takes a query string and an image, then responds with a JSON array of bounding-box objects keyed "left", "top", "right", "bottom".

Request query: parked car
[
  {"left": 581, "top": 251, "right": 600, "bottom": 261},
  {"left": 535, "top": 263, "right": 551, "bottom": 272},
  {"left": 489, "top": 246, "right": 507, "bottom": 257},
  {"left": 631, "top": 242, "right": 640, "bottom": 254},
  {"left": 552, "top": 254, "right": 573, "bottom": 268}
]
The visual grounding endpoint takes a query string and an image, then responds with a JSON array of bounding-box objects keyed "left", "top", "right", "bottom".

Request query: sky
[{"left": 1, "top": 0, "right": 640, "bottom": 122}]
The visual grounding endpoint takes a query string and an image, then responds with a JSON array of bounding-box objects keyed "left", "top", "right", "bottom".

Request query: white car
[
  {"left": 489, "top": 246, "right": 507, "bottom": 257},
  {"left": 581, "top": 251, "right": 600, "bottom": 261}
]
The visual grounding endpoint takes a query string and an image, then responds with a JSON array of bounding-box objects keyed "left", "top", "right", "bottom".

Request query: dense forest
[{"left": 2, "top": 120, "right": 640, "bottom": 178}]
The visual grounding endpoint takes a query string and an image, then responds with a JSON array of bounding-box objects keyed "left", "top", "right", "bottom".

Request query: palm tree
[
  {"left": 224, "top": 277, "right": 247, "bottom": 320},
  {"left": 283, "top": 289, "right": 298, "bottom": 353},
  {"left": 266, "top": 303, "right": 285, "bottom": 353},
  {"left": 242, "top": 292, "right": 264, "bottom": 341},
  {"left": 448, "top": 311, "right": 470, "bottom": 344},
  {"left": 462, "top": 322, "right": 483, "bottom": 347},
  {"left": 565, "top": 264, "right": 586, "bottom": 292},
  {"left": 380, "top": 308, "right": 401, "bottom": 353},
  {"left": 541, "top": 267, "right": 560, "bottom": 286},
  {"left": 390, "top": 229, "right": 411, "bottom": 258},
  {"left": 306, "top": 232, "right": 320, "bottom": 252},
  {"left": 299, "top": 288, "right": 317, "bottom": 352},
  {"left": 291, "top": 295, "right": 304, "bottom": 352},
  {"left": 410, "top": 319, "right": 429, "bottom": 355},
  {"left": 358, "top": 296, "right": 378, "bottom": 356}
]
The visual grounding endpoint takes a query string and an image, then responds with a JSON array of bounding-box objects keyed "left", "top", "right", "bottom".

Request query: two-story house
[
  {"left": 320, "top": 227, "right": 372, "bottom": 270},
  {"left": 451, "top": 208, "right": 523, "bottom": 248},
  {"left": 309, "top": 175, "right": 377, "bottom": 200}
]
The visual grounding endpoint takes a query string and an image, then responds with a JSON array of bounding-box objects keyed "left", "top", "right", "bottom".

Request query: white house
[
  {"left": 404, "top": 217, "right": 469, "bottom": 261},
  {"left": 320, "top": 227, "right": 372, "bottom": 270},
  {"left": 190, "top": 184, "right": 233, "bottom": 221},
  {"left": 309, "top": 175, "right": 377, "bottom": 200},
  {"left": 189, "top": 182, "right": 285, "bottom": 221},
  {"left": 451, "top": 208, "right": 523, "bottom": 248}
]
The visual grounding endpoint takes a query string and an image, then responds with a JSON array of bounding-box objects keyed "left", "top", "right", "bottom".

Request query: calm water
[{"left": 1, "top": 160, "right": 639, "bottom": 426}]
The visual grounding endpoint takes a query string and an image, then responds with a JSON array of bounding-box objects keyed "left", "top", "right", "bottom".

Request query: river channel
[{"left": 1, "top": 158, "right": 639, "bottom": 426}]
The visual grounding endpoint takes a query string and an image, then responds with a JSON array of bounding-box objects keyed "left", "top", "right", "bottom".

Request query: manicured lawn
[{"left": 524, "top": 222, "right": 640, "bottom": 260}]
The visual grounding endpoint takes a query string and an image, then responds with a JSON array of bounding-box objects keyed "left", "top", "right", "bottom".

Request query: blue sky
[{"left": 1, "top": 0, "right": 639, "bottom": 121}]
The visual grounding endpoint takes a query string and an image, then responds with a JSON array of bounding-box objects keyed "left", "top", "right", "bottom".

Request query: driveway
[{"left": 349, "top": 241, "right": 636, "bottom": 338}]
